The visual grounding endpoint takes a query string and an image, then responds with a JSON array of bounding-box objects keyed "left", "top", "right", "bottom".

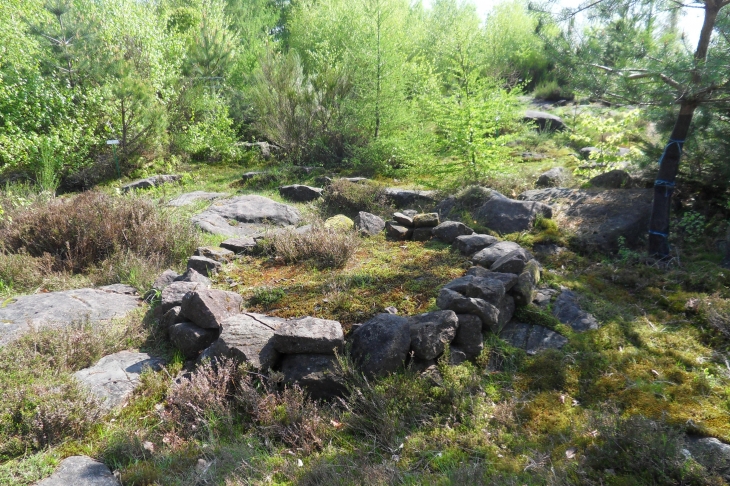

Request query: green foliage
[
  {"left": 249, "top": 286, "right": 286, "bottom": 309},
  {"left": 533, "top": 79, "right": 574, "bottom": 101},
  {"left": 678, "top": 211, "right": 707, "bottom": 245}
]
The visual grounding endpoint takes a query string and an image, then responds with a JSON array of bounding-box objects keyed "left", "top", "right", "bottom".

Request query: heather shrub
[
  {"left": 262, "top": 223, "right": 359, "bottom": 269},
  {"left": 320, "top": 179, "right": 391, "bottom": 217}
]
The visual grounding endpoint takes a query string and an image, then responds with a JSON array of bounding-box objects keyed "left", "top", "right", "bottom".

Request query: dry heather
[{"left": 263, "top": 223, "right": 359, "bottom": 269}]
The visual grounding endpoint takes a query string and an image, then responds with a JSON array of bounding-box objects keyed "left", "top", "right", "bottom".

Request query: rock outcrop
[{"left": 192, "top": 195, "right": 301, "bottom": 237}]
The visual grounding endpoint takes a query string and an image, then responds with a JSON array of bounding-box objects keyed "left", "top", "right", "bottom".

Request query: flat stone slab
[
  {"left": 36, "top": 455, "right": 120, "bottom": 486},
  {"left": 192, "top": 195, "right": 301, "bottom": 237},
  {"left": 121, "top": 174, "right": 181, "bottom": 193},
  {"left": 168, "top": 191, "right": 227, "bottom": 207},
  {"left": 383, "top": 188, "right": 437, "bottom": 208},
  {"left": 74, "top": 351, "right": 165, "bottom": 409},
  {"left": 500, "top": 322, "right": 567, "bottom": 355},
  {"left": 0, "top": 288, "right": 140, "bottom": 346},
  {"left": 552, "top": 289, "right": 599, "bottom": 331}
]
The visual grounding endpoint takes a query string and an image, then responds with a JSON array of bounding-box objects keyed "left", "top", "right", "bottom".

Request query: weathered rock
[
  {"left": 220, "top": 237, "right": 257, "bottom": 254},
  {"left": 194, "top": 246, "right": 234, "bottom": 263},
  {"left": 161, "top": 281, "right": 209, "bottom": 313},
  {"left": 465, "top": 267, "right": 519, "bottom": 291},
  {"left": 473, "top": 190, "right": 552, "bottom": 234},
  {"left": 187, "top": 255, "right": 222, "bottom": 276},
  {"left": 472, "top": 241, "right": 523, "bottom": 268},
  {"left": 383, "top": 188, "right": 437, "bottom": 208},
  {"left": 324, "top": 214, "right": 354, "bottom": 231},
  {"left": 413, "top": 213, "right": 440, "bottom": 228},
  {"left": 589, "top": 169, "right": 634, "bottom": 188},
  {"left": 241, "top": 171, "right": 268, "bottom": 181},
  {"left": 354, "top": 211, "right": 386, "bottom": 236},
  {"left": 436, "top": 288, "right": 500, "bottom": 333},
  {"left": 273, "top": 317, "right": 344, "bottom": 355},
  {"left": 74, "top": 351, "right": 165, "bottom": 409},
  {"left": 351, "top": 313, "right": 411, "bottom": 377},
  {"left": 152, "top": 269, "right": 180, "bottom": 291},
  {"left": 409, "top": 357, "right": 437, "bottom": 374},
  {"left": 315, "top": 176, "right": 333, "bottom": 186},
  {"left": 160, "top": 306, "right": 186, "bottom": 331},
  {"left": 393, "top": 212, "right": 414, "bottom": 227},
  {"left": 432, "top": 221, "right": 474, "bottom": 243},
  {"left": 384, "top": 306, "right": 398, "bottom": 314},
  {"left": 552, "top": 289, "right": 599, "bottom": 331},
  {"left": 490, "top": 248, "right": 534, "bottom": 275},
  {"left": 121, "top": 174, "right": 181, "bottom": 193},
  {"left": 206, "top": 313, "right": 284, "bottom": 370},
  {"left": 98, "top": 284, "right": 137, "bottom": 295},
  {"left": 449, "top": 346, "right": 469, "bottom": 365},
  {"left": 343, "top": 177, "right": 369, "bottom": 183},
  {"left": 434, "top": 196, "right": 457, "bottom": 220},
  {"left": 513, "top": 260, "right": 541, "bottom": 306},
  {"left": 36, "top": 455, "right": 120, "bottom": 486},
  {"left": 684, "top": 436, "right": 730, "bottom": 480},
  {"left": 518, "top": 187, "right": 653, "bottom": 252},
  {"left": 192, "top": 195, "right": 301, "bottom": 237},
  {"left": 500, "top": 321, "right": 567, "bottom": 354},
  {"left": 498, "top": 295, "right": 516, "bottom": 329},
  {"left": 279, "top": 184, "right": 323, "bottom": 202},
  {"left": 412, "top": 227, "right": 433, "bottom": 241},
  {"left": 281, "top": 354, "right": 346, "bottom": 400},
  {"left": 465, "top": 276, "right": 506, "bottom": 305},
  {"left": 181, "top": 289, "right": 242, "bottom": 329},
  {"left": 453, "top": 314, "right": 483, "bottom": 358},
  {"left": 174, "top": 268, "right": 212, "bottom": 286},
  {"left": 240, "top": 141, "right": 279, "bottom": 159},
  {"left": 385, "top": 221, "right": 412, "bottom": 240},
  {"left": 0, "top": 288, "right": 140, "bottom": 346},
  {"left": 169, "top": 322, "right": 220, "bottom": 358},
  {"left": 168, "top": 191, "right": 226, "bottom": 207},
  {"left": 536, "top": 167, "right": 571, "bottom": 188},
  {"left": 407, "top": 310, "right": 459, "bottom": 360},
  {"left": 523, "top": 110, "right": 566, "bottom": 132},
  {"left": 454, "top": 234, "right": 498, "bottom": 255},
  {"left": 402, "top": 209, "right": 419, "bottom": 217},
  {"left": 533, "top": 288, "right": 559, "bottom": 309}
]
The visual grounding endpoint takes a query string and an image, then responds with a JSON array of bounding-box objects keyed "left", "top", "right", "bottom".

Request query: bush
[
  {"left": 533, "top": 79, "right": 574, "bottom": 101},
  {"left": 320, "top": 179, "right": 391, "bottom": 217},
  {"left": 263, "top": 223, "right": 359, "bottom": 269}
]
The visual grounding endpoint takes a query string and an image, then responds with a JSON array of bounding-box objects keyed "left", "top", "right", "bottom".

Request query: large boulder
[
  {"left": 194, "top": 246, "right": 235, "bottom": 263},
  {"left": 160, "top": 306, "right": 186, "bottom": 331},
  {"left": 279, "top": 184, "right": 324, "bottom": 202},
  {"left": 181, "top": 289, "right": 242, "bottom": 329},
  {"left": 168, "top": 191, "right": 226, "bottom": 207},
  {"left": 192, "top": 195, "right": 301, "bottom": 237},
  {"left": 471, "top": 241, "right": 523, "bottom": 268},
  {"left": 36, "top": 456, "right": 120, "bottom": 486},
  {"left": 393, "top": 212, "right": 414, "bottom": 227},
  {"left": 351, "top": 314, "right": 411, "bottom": 377},
  {"left": 152, "top": 269, "right": 179, "bottom": 291},
  {"left": 161, "top": 281, "right": 210, "bottom": 313},
  {"left": 466, "top": 266, "right": 519, "bottom": 291},
  {"left": 453, "top": 314, "right": 484, "bottom": 358},
  {"left": 383, "top": 188, "right": 437, "bottom": 208},
  {"left": 174, "top": 268, "right": 212, "bottom": 286},
  {"left": 412, "top": 227, "right": 433, "bottom": 241},
  {"left": 205, "top": 313, "right": 284, "bottom": 370},
  {"left": 187, "top": 255, "right": 222, "bottom": 276},
  {"left": 490, "top": 248, "right": 534, "bottom": 275},
  {"left": 432, "top": 221, "right": 474, "bottom": 243},
  {"left": 500, "top": 322, "right": 567, "bottom": 355},
  {"left": 413, "top": 213, "right": 440, "bottom": 228},
  {"left": 273, "top": 317, "right": 344, "bottom": 355},
  {"left": 169, "top": 322, "right": 220, "bottom": 358},
  {"left": 121, "top": 174, "right": 181, "bottom": 193},
  {"left": 512, "top": 260, "right": 541, "bottom": 306},
  {"left": 684, "top": 436, "right": 730, "bottom": 480},
  {"left": 407, "top": 310, "right": 459, "bottom": 360},
  {"left": 589, "top": 169, "right": 634, "bottom": 189},
  {"left": 536, "top": 167, "right": 571, "bottom": 188},
  {"left": 354, "top": 211, "right": 385, "bottom": 236},
  {"left": 465, "top": 276, "right": 507, "bottom": 305},
  {"left": 436, "top": 288, "right": 500, "bottom": 333},
  {"left": 523, "top": 110, "right": 566, "bottom": 132},
  {"left": 518, "top": 187, "right": 653, "bottom": 252},
  {"left": 385, "top": 221, "right": 412, "bottom": 240},
  {"left": 473, "top": 190, "right": 553, "bottom": 234},
  {"left": 454, "top": 234, "right": 498, "bottom": 256},
  {"left": 552, "top": 289, "right": 600, "bottom": 331},
  {"left": 280, "top": 354, "right": 346, "bottom": 400},
  {"left": 220, "top": 237, "right": 257, "bottom": 254},
  {"left": 324, "top": 214, "right": 354, "bottom": 231}
]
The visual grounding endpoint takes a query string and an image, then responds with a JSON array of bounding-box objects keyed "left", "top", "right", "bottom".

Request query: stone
[
  {"left": 174, "top": 268, "right": 212, "bottom": 286},
  {"left": 240, "top": 141, "right": 280, "bottom": 159},
  {"left": 589, "top": 169, "right": 634, "bottom": 188},
  {"left": 168, "top": 191, "right": 226, "bottom": 207},
  {"left": 684, "top": 436, "right": 730, "bottom": 480},
  {"left": 384, "top": 306, "right": 398, "bottom": 314},
  {"left": 74, "top": 351, "right": 165, "bottom": 409},
  {"left": 449, "top": 346, "right": 469, "bottom": 365},
  {"left": 205, "top": 313, "right": 284, "bottom": 370},
  {"left": 434, "top": 196, "right": 457, "bottom": 220},
  {"left": 220, "top": 237, "right": 257, "bottom": 254},
  {"left": 385, "top": 221, "right": 412, "bottom": 240},
  {"left": 160, "top": 306, "right": 186, "bottom": 331},
  {"left": 279, "top": 184, "right": 324, "bottom": 202},
  {"left": 491, "top": 248, "right": 534, "bottom": 275},
  {"left": 121, "top": 174, "right": 181, "bottom": 193},
  {"left": 409, "top": 357, "right": 436, "bottom": 374},
  {"left": 281, "top": 354, "right": 346, "bottom": 400},
  {"left": 36, "top": 455, "right": 120, "bottom": 486},
  {"left": 453, "top": 314, "right": 483, "bottom": 358},
  {"left": 343, "top": 177, "right": 369, "bottom": 183},
  {"left": 412, "top": 213, "right": 440, "bottom": 228},
  {"left": 432, "top": 221, "right": 474, "bottom": 243},
  {"left": 436, "top": 288, "right": 500, "bottom": 333},
  {"left": 98, "top": 284, "right": 137, "bottom": 295},
  {"left": 383, "top": 188, "right": 437, "bottom": 208},
  {"left": 402, "top": 209, "right": 419, "bottom": 217},
  {"left": 500, "top": 322, "right": 568, "bottom": 355},
  {"left": 465, "top": 267, "right": 519, "bottom": 291},
  {"left": 512, "top": 260, "right": 541, "bottom": 306},
  {"left": 315, "top": 176, "right": 333, "bottom": 186},
  {"left": 454, "top": 234, "right": 498, "bottom": 256},
  {"left": 536, "top": 167, "right": 571, "bottom": 188},
  {"left": 194, "top": 246, "right": 234, "bottom": 263},
  {"left": 351, "top": 313, "right": 411, "bottom": 378},
  {"left": 187, "top": 255, "right": 222, "bottom": 276},
  {"left": 465, "top": 276, "right": 506, "bottom": 306},
  {"left": 473, "top": 190, "right": 553, "bottom": 234},
  {"left": 192, "top": 195, "right": 301, "bottom": 237},
  {"left": 169, "top": 322, "right": 220, "bottom": 359},
  {"left": 412, "top": 227, "right": 433, "bottom": 241},
  {"left": 354, "top": 211, "right": 385, "bottom": 236},
  {"left": 497, "top": 295, "right": 516, "bottom": 329},
  {"left": 523, "top": 110, "right": 566, "bottom": 132},
  {"left": 518, "top": 187, "right": 653, "bottom": 252},
  {"left": 324, "top": 214, "right": 354, "bottom": 231},
  {"left": 241, "top": 171, "right": 268, "bottom": 181},
  {"left": 273, "top": 316, "right": 344, "bottom": 355},
  {"left": 407, "top": 310, "right": 459, "bottom": 360},
  {"left": 552, "top": 289, "right": 599, "bottom": 331},
  {"left": 393, "top": 212, "right": 414, "bottom": 227},
  {"left": 152, "top": 269, "right": 179, "bottom": 291},
  {"left": 161, "top": 281, "right": 209, "bottom": 313},
  {"left": 533, "top": 288, "right": 559, "bottom": 309},
  {"left": 181, "top": 289, "right": 242, "bottom": 329},
  {"left": 0, "top": 288, "right": 140, "bottom": 346},
  {"left": 472, "top": 241, "right": 523, "bottom": 268}
]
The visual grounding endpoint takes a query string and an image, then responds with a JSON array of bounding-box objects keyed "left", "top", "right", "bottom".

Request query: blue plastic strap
[
  {"left": 648, "top": 230, "right": 669, "bottom": 238},
  {"left": 655, "top": 179, "right": 676, "bottom": 196},
  {"left": 658, "top": 138, "right": 685, "bottom": 166}
]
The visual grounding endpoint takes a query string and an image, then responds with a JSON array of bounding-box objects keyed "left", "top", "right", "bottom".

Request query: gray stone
[
  {"left": 384, "top": 306, "right": 398, "bottom": 314},
  {"left": 536, "top": 167, "right": 571, "bottom": 188},
  {"left": 220, "top": 237, "right": 257, "bottom": 254},
  {"left": 533, "top": 288, "right": 559, "bottom": 309},
  {"left": 407, "top": 310, "right": 459, "bottom": 360},
  {"left": 241, "top": 171, "right": 269, "bottom": 181},
  {"left": 500, "top": 322, "right": 567, "bottom": 355},
  {"left": 454, "top": 234, "right": 498, "bottom": 255},
  {"left": 354, "top": 211, "right": 386, "bottom": 236},
  {"left": 273, "top": 317, "right": 344, "bottom": 355},
  {"left": 281, "top": 354, "right": 346, "bottom": 400},
  {"left": 74, "top": 351, "right": 165, "bottom": 409},
  {"left": 343, "top": 177, "right": 369, "bottom": 183},
  {"left": 240, "top": 141, "right": 279, "bottom": 159},
  {"left": 36, "top": 455, "right": 120, "bottom": 486},
  {"left": 436, "top": 288, "right": 500, "bottom": 333},
  {"left": 393, "top": 212, "right": 414, "bottom": 227},
  {"left": 181, "top": 289, "right": 242, "bottom": 330},
  {"left": 160, "top": 306, "right": 186, "bottom": 331},
  {"left": 152, "top": 269, "right": 179, "bottom": 291},
  {"left": 0, "top": 288, "right": 140, "bottom": 346},
  {"left": 206, "top": 313, "right": 284, "bottom": 370},
  {"left": 168, "top": 191, "right": 226, "bottom": 207},
  {"left": 383, "top": 188, "right": 437, "bottom": 208},
  {"left": 413, "top": 213, "right": 440, "bottom": 228},
  {"left": 498, "top": 295, "right": 516, "bottom": 329},
  {"left": 449, "top": 346, "right": 469, "bottom": 365},
  {"left": 432, "top": 221, "right": 474, "bottom": 243},
  {"left": 351, "top": 313, "right": 411, "bottom": 378},
  {"left": 98, "top": 284, "right": 137, "bottom": 295},
  {"left": 161, "top": 281, "right": 209, "bottom": 313},
  {"left": 453, "top": 314, "right": 483, "bottom": 358},
  {"left": 523, "top": 110, "right": 566, "bottom": 132},
  {"left": 684, "top": 436, "right": 730, "bottom": 480},
  {"left": 121, "top": 174, "right": 181, "bottom": 193},
  {"left": 315, "top": 176, "right": 333, "bottom": 186},
  {"left": 402, "top": 209, "right": 419, "bottom": 217},
  {"left": 472, "top": 241, "right": 523, "bottom": 268},
  {"left": 434, "top": 196, "right": 457, "bottom": 220},
  {"left": 412, "top": 227, "right": 433, "bottom": 241},
  {"left": 512, "top": 260, "right": 541, "bottom": 306},
  {"left": 491, "top": 248, "right": 534, "bottom": 275},
  {"left": 194, "top": 246, "right": 235, "bottom": 263},
  {"left": 187, "top": 255, "right": 222, "bottom": 276},
  {"left": 174, "top": 268, "right": 212, "bottom": 286},
  {"left": 589, "top": 169, "right": 634, "bottom": 188},
  {"left": 192, "top": 195, "right": 301, "bottom": 237},
  {"left": 465, "top": 267, "right": 519, "bottom": 291},
  {"left": 473, "top": 190, "right": 553, "bottom": 234},
  {"left": 552, "top": 289, "right": 599, "bottom": 331},
  {"left": 169, "top": 322, "right": 220, "bottom": 359},
  {"left": 385, "top": 221, "right": 412, "bottom": 240},
  {"left": 279, "top": 184, "right": 324, "bottom": 202},
  {"left": 409, "top": 357, "right": 436, "bottom": 374},
  {"left": 465, "top": 276, "right": 506, "bottom": 306}
]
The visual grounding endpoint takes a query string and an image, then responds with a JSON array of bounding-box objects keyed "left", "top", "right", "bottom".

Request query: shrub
[
  {"left": 533, "top": 79, "right": 574, "bottom": 101},
  {"left": 263, "top": 223, "right": 359, "bottom": 269},
  {"left": 320, "top": 179, "right": 391, "bottom": 217}
]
